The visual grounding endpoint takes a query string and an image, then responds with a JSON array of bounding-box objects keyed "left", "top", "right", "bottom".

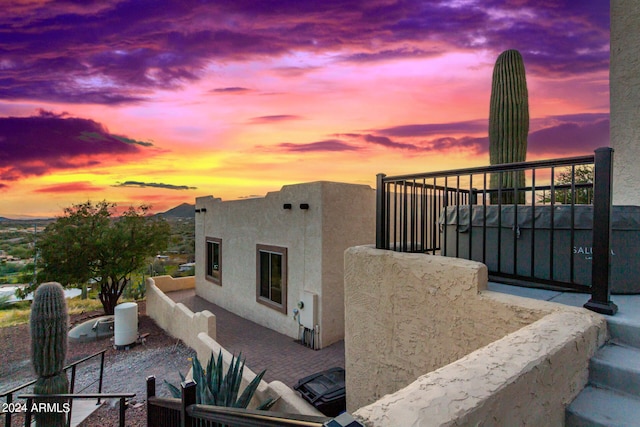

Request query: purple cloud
[
  {"left": 275, "top": 140, "right": 359, "bottom": 152},
  {"left": 528, "top": 119, "right": 609, "bottom": 156},
  {"left": 0, "top": 110, "right": 151, "bottom": 183},
  {"left": 211, "top": 87, "right": 252, "bottom": 94},
  {"left": 377, "top": 120, "right": 488, "bottom": 138},
  {"left": 0, "top": 1, "right": 608, "bottom": 104},
  {"left": 261, "top": 111, "right": 606, "bottom": 160},
  {"left": 341, "top": 47, "right": 444, "bottom": 63},
  {"left": 426, "top": 136, "right": 488, "bottom": 154},
  {"left": 250, "top": 115, "right": 303, "bottom": 124},
  {"left": 363, "top": 134, "right": 421, "bottom": 151},
  {"left": 113, "top": 181, "right": 197, "bottom": 190},
  {"left": 536, "top": 113, "right": 609, "bottom": 125},
  {"left": 361, "top": 113, "right": 608, "bottom": 158}
]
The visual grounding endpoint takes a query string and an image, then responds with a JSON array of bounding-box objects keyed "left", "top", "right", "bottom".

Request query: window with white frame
[{"left": 256, "top": 244, "right": 287, "bottom": 313}]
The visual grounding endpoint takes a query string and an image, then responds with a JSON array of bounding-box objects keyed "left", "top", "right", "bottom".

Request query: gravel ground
[{"left": 0, "top": 301, "right": 195, "bottom": 426}]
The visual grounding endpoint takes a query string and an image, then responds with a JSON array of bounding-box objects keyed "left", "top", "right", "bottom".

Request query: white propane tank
[{"left": 114, "top": 302, "right": 138, "bottom": 346}]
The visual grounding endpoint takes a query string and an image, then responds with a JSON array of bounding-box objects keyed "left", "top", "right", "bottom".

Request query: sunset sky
[{"left": 0, "top": 0, "right": 610, "bottom": 218}]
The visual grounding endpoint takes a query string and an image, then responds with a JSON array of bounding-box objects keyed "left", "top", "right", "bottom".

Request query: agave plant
[{"left": 166, "top": 350, "right": 277, "bottom": 410}]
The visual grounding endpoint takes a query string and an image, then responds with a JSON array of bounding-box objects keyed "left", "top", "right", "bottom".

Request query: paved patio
[
  {"left": 165, "top": 289, "right": 345, "bottom": 388},
  {"left": 164, "top": 284, "right": 638, "bottom": 392}
]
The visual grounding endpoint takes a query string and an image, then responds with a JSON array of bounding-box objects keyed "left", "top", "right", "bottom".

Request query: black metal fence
[
  {"left": 376, "top": 147, "right": 617, "bottom": 315},
  {"left": 146, "top": 376, "right": 335, "bottom": 427},
  {"left": 18, "top": 392, "right": 135, "bottom": 427},
  {"left": 1, "top": 348, "right": 107, "bottom": 427}
]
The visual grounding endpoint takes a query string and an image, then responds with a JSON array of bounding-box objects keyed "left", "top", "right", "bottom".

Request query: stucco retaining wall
[
  {"left": 146, "top": 277, "right": 322, "bottom": 416},
  {"left": 151, "top": 275, "right": 196, "bottom": 293},
  {"left": 354, "top": 310, "right": 606, "bottom": 426},
  {"left": 147, "top": 276, "right": 216, "bottom": 347},
  {"left": 345, "top": 246, "right": 607, "bottom": 425}
]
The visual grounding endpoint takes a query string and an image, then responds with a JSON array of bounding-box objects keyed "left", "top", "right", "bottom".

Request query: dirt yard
[{"left": 0, "top": 301, "right": 195, "bottom": 426}]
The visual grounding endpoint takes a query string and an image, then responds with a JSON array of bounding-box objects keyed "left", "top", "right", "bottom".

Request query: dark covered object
[
  {"left": 294, "top": 367, "right": 346, "bottom": 417},
  {"left": 440, "top": 205, "right": 640, "bottom": 294}
]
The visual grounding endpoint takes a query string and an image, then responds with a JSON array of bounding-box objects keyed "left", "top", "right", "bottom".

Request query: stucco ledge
[{"left": 353, "top": 308, "right": 607, "bottom": 427}]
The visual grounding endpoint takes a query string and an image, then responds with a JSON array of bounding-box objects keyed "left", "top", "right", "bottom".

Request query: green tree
[
  {"left": 539, "top": 165, "right": 594, "bottom": 204},
  {"left": 36, "top": 201, "right": 170, "bottom": 314}
]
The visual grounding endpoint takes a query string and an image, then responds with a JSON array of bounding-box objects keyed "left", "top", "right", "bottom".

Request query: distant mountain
[
  {"left": 156, "top": 203, "right": 195, "bottom": 218},
  {"left": 0, "top": 216, "right": 53, "bottom": 222}
]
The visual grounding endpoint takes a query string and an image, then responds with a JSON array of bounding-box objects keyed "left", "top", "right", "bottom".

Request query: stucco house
[{"left": 194, "top": 181, "right": 375, "bottom": 349}]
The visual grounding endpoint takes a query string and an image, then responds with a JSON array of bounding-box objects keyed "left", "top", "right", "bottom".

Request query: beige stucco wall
[
  {"left": 354, "top": 309, "right": 606, "bottom": 427},
  {"left": 344, "top": 245, "right": 607, "bottom": 420},
  {"left": 151, "top": 274, "right": 195, "bottom": 292},
  {"left": 611, "top": 1, "right": 640, "bottom": 206},
  {"left": 195, "top": 184, "right": 323, "bottom": 341},
  {"left": 146, "top": 276, "right": 216, "bottom": 347},
  {"left": 146, "top": 278, "right": 323, "bottom": 415},
  {"left": 320, "top": 182, "right": 377, "bottom": 346},
  {"left": 195, "top": 181, "right": 375, "bottom": 348}
]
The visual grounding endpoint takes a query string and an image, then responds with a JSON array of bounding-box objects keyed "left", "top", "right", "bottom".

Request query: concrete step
[
  {"left": 566, "top": 386, "right": 640, "bottom": 427},
  {"left": 608, "top": 317, "right": 640, "bottom": 348},
  {"left": 589, "top": 343, "right": 640, "bottom": 397}
]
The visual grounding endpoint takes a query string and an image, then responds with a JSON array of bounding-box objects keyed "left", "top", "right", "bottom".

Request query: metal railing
[
  {"left": 1, "top": 348, "right": 107, "bottom": 427},
  {"left": 18, "top": 392, "right": 135, "bottom": 427},
  {"left": 376, "top": 147, "right": 617, "bottom": 315},
  {"left": 146, "top": 376, "right": 335, "bottom": 427}
]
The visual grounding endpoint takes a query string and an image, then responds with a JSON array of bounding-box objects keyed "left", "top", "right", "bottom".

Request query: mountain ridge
[{"left": 155, "top": 203, "right": 195, "bottom": 218}]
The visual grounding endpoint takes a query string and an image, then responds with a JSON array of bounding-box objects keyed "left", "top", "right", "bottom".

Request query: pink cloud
[{"left": 34, "top": 182, "right": 106, "bottom": 193}]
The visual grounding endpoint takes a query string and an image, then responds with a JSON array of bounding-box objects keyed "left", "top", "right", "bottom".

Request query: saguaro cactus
[
  {"left": 489, "top": 49, "right": 529, "bottom": 204},
  {"left": 30, "top": 282, "right": 69, "bottom": 427}
]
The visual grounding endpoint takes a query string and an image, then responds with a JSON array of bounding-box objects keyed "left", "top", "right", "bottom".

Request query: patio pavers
[{"left": 164, "top": 289, "right": 345, "bottom": 388}]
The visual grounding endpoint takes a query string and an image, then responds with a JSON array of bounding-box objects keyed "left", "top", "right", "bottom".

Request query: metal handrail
[
  {"left": 146, "top": 376, "right": 337, "bottom": 427},
  {"left": 19, "top": 392, "right": 135, "bottom": 427},
  {"left": 187, "top": 404, "right": 331, "bottom": 427},
  {"left": 376, "top": 147, "right": 617, "bottom": 315},
  {"left": 1, "top": 348, "right": 107, "bottom": 427},
  {"left": 382, "top": 153, "right": 595, "bottom": 182},
  {"left": 19, "top": 393, "right": 135, "bottom": 398}
]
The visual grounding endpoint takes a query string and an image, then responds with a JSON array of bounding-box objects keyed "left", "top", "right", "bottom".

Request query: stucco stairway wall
[
  {"left": 344, "top": 246, "right": 607, "bottom": 425},
  {"left": 146, "top": 276, "right": 323, "bottom": 416},
  {"left": 147, "top": 275, "right": 217, "bottom": 347}
]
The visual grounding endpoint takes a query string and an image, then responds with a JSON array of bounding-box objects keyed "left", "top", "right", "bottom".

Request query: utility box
[
  {"left": 440, "top": 205, "right": 640, "bottom": 294},
  {"left": 294, "top": 367, "right": 346, "bottom": 417}
]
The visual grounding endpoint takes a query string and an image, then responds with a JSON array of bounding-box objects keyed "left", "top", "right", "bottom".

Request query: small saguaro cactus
[
  {"left": 30, "top": 282, "right": 69, "bottom": 427},
  {"left": 489, "top": 49, "right": 529, "bottom": 204}
]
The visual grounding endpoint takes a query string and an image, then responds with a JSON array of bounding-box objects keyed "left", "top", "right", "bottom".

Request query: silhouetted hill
[
  {"left": 156, "top": 203, "right": 195, "bottom": 218},
  {"left": 0, "top": 217, "right": 53, "bottom": 223}
]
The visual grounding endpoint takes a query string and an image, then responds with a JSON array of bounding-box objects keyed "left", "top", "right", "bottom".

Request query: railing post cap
[{"left": 595, "top": 147, "right": 613, "bottom": 153}]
